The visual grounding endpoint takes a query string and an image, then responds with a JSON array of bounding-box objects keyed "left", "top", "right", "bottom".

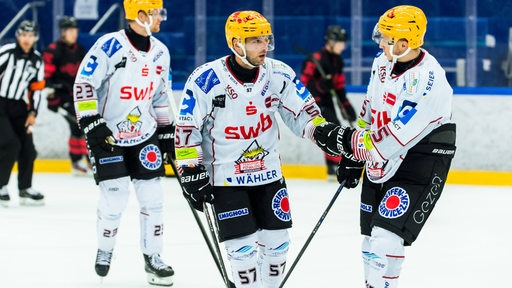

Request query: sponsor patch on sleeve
[
  {"left": 76, "top": 100, "right": 97, "bottom": 112},
  {"left": 194, "top": 68, "right": 220, "bottom": 94},
  {"left": 101, "top": 37, "right": 123, "bottom": 57},
  {"left": 293, "top": 77, "right": 309, "bottom": 100},
  {"left": 80, "top": 55, "right": 98, "bottom": 76}
]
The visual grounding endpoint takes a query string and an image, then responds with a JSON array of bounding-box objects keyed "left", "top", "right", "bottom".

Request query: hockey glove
[
  {"left": 79, "top": 115, "right": 116, "bottom": 153},
  {"left": 313, "top": 122, "right": 354, "bottom": 156},
  {"left": 339, "top": 100, "right": 357, "bottom": 123},
  {"left": 180, "top": 165, "right": 214, "bottom": 212},
  {"left": 337, "top": 154, "right": 365, "bottom": 188},
  {"left": 157, "top": 123, "right": 175, "bottom": 163}
]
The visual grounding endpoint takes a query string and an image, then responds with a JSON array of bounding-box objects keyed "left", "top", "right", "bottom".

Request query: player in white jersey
[
  {"left": 73, "top": 0, "right": 174, "bottom": 285},
  {"left": 175, "top": 11, "right": 322, "bottom": 288},
  {"left": 313, "top": 5, "right": 457, "bottom": 287}
]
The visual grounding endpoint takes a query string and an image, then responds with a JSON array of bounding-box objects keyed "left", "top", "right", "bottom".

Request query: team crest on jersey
[
  {"left": 101, "top": 37, "right": 123, "bottom": 58},
  {"left": 378, "top": 187, "right": 410, "bottom": 219},
  {"left": 234, "top": 140, "right": 269, "bottom": 174},
  {"left": 272, "top": 188, "right": 291, "bottom": 222},
  {"left": 195, "top": 68, "right": 220, "bottom": 94},
  {"left": 116, "top": 107, "right": 143, "bottom": 139},
  {"left": 139, "top": 144, "right": 162, "bottom": 170}
]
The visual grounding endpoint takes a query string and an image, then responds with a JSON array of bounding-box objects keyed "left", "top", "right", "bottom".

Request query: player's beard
[{"left": 246, "top": 51, "right": 267, "bottom": 67}]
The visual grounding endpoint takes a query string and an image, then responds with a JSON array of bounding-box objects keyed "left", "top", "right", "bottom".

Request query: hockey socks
[
  {"left": 225, "top": 233, "right": 259, "bottom": 287},
  {"left": 362, "top": 227, "right": 404, "bottom": 288},
  {"left": 257, "top": 229, "right": 290, "bottom": 288}
]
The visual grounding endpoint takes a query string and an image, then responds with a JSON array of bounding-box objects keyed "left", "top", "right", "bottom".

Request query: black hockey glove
[
  {"left": 337, "top": 154, "right": 365, "bottom": 188},
  {"left": 339, "top": 99, "right": 357, "bottom": 123},
  {"left": 157, "top": 123, "right": 175, "bottom": 163},
  {"left": 79, "top": 115, "right": 116, "bottom": 153},
  {"left": 313, "top": 121, "right": 354, "bottom": 156},
  {"left": 180, "top": 165, "right": 214, "bottom": 212}
]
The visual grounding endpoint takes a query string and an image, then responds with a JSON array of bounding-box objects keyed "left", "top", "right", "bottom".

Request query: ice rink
[{"left": 0, "top": 173, "right": 510, "bottom": 287}]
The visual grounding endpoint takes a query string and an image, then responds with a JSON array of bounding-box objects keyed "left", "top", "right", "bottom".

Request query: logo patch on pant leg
[
  {"left": 139, "top": 144, "right": 162, "bottom": 170},
  {"left": 272, "top": 188, "right": 291, "bottom": 222},
  {"left": 378, "top": 187, "right": 409, "bottom": 219}
]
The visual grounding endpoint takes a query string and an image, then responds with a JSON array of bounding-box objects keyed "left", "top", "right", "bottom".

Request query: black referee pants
[{"left": 0, "top": 98, "right": 37, "bottom": 190}]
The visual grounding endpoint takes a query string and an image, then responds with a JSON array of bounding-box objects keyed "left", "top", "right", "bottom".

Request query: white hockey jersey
[
  {"left": 355, "top": 49, "right": 454, "bottom": 183},
  {"left": 175, "top": 56, "right": 321, "bottom": 186},
  {"left": 74, "top": 30, "right": 171, "bottom": 147}
]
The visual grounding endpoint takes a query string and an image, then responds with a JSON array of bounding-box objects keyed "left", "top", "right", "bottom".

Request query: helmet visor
[
  {"left": 244, "top": 34, "right": 274, "bottom": 52},
  {"left": 149, "top": 8, "right": 167, "bottom": 21},
  {"left": 371, "top": 23, "right": 382, "bottom": 45}
]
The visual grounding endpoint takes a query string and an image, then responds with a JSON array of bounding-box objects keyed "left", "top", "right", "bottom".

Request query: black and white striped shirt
[{"left": 0, "top": 42, "right": 45, "bottom": 113}]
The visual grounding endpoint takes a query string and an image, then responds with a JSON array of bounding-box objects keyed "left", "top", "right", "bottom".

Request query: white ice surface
[{"left": 0, "top": 174, "right": 510, "bottom": 287}]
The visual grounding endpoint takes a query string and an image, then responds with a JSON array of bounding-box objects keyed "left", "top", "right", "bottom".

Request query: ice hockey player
[
  {"left": 43, "top": 16, "right": 90, "bottom": 175},
  {"left": 300, "top": 25, "right": 357, "bottom": 180},
  {"left": 313, "top": 5, "right": 457, "bottom": 288},
  {"left": 175, "top": 10, "right": 323, "bottom": 288},
  {"left": 73, "top": 0, "right": 174, "bottom": 285},
  {"left": 0, "top": 20, "right": 45, "bottom": 207}
]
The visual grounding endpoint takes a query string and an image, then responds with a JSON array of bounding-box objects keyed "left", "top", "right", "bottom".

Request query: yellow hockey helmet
[
  {"left": 123, "top": 0, "right": 164, "bottom": 20},
  {"left": 377, "top": 5, "right": 427, "bottom": 49},
  {"left": 225, "top": 11, "right": 273, "bottom": 50}
]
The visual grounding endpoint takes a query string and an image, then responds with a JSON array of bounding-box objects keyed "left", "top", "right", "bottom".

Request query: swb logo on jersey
[
  {"left": 139, "top": 144, "right": 162, "bottom": 170},
  {"left": 378, "top": 187, "right": 410, "bottom": 219},
  {"left": 272, "top": 188, "right": 291, "bottom": 222}
]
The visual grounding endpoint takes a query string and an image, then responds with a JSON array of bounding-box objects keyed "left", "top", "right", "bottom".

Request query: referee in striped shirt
[{"left": 0, "top": 20, "right": 45, "bottom": 207}]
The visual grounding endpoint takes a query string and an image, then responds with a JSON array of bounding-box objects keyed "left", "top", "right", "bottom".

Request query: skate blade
[
  {"left": 0, "top": 201, "right": 9, "bottom": 208},
  {"left": 147, "top": 274, "right": 173, "bottom": 286},
  {"left": 20, "top": 198, "right": 45, "bottom": 206}
]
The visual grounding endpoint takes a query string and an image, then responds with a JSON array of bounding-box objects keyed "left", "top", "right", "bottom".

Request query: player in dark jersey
[
  {"left": 43, "top": 16, "right": 89, "bottom": 175},
  {"left": 300, "top": 25, "right": 357, "bottom": 179}
]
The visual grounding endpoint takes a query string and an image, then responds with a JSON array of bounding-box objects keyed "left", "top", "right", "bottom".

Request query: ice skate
[
  {"left": 71, "top": 161, "right": 93, "bottom": 177},
  {"left": 95, "top": 249, "right": 113, "bottom": 277},
  {"left": 19, "top": 188, "right": 44, "bottom": 206},
  {"left": 0, "top": 186, "right": 10, "bottom": 208},
  {"left": 144, "top": 253, "right": 174, "bottom": 286}
]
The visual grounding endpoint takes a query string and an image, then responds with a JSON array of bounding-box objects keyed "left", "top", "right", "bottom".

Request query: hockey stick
[
  {"left": 168, "top": 160, "right": 234, "bottom": 287},
  {"left": 278, "top": 181, "right": 346, "bottom": 288},
  {"left": 294, "top": 44, "right": 355, "bottom": 128},
  {"left": 203, "top": 202, "right": 235, "bottom": 288},
  {"left": 166, "top": 88, "right": 235, "bottom": 287}
]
